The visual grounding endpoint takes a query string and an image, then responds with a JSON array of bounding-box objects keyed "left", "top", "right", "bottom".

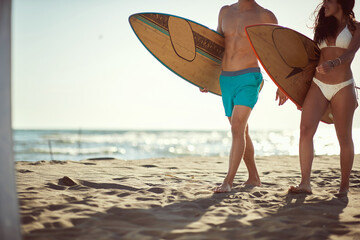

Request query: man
[{"left": 201, "top": 0, "right": 287, "bottom": 193}]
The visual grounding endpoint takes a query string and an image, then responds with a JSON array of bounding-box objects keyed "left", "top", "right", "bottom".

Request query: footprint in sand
[
  {"left": 79, "top": 180, "right": 140, "bottom": 191},
  {"left": 105, "top": 190, "right": 118, "bottom": 195},
  {"left": 48, "top": 204, "right": 69, "bottom": 211},
  {"left": 147, "top": 187, "right": 165, "bottom": 194},
  {"left": 21, "top": 215, "right": 37, "bottom": 224},
  {"left": 167, "top": 196, "right": 175, "bottom": 203},
  {"left": 43, "top": 220, "right": 73, "bottom": 228},
  {"left": 141, "top": 164, "right": 158, "bottom": 168},
  {"left": 167, "top": 167, "right": 178, "bottom": 170},
  {"left": 113, "top": 177, "right": 129, "bottom": 181},
  {"left": 350, "top": 179, "right": 360, "bottom": 184},
  {"left": 250, "top": 191, "right": 269, "bottom": 198},
  {"left": 145, "top": 183, "right": 157, "bottom": 187},
  {"left": 261, "top": 182, "right": 277, "bottom": 186},
  {"left": 18, "top": 169, "right": 33, "bottom": 173},
  {"left": 81, "top": 162, "right": 97, "bottom": 166},
  {"left": 136, "top": 197, "right": 160, "bottom": 201},
  {"left": 30, "top": 209, "right": 44, "bottom": 217},
  {"left": 118, "top": 192, "right": 131, "bottom": 198},
  {"left": 45, "top": 183, "right": 67, "bottom": 190}
]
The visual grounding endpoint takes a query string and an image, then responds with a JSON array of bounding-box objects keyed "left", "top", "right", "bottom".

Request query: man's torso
[{"left": 220, "top": 4, "right": 275, "bottom": 71}]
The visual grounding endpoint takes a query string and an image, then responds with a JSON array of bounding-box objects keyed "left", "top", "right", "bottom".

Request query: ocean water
[{"left": 14, "top": 128, "right": 360, "bottom": 162}]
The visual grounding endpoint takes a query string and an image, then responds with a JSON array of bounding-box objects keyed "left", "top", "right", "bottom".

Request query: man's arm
[
  {"left": 200, "top": 6, "right": 228, "bottom": 93},
  {"left": 217, "top": 6, "right": 229, "bottom": 35}
]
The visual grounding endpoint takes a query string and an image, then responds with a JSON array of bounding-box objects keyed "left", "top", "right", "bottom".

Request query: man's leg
[
  {"left": 243, "top": 125, "right": 261, "bottom": 186},
  {"left": 214, "top": 105, "right": 252, "bottom": 193}
]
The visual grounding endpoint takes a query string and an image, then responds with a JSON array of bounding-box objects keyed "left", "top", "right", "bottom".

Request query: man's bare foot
[
  {"left": 213, "top": 182, "right": 232, "bottom": 193},
  {"left": 244, "top": 179, "right": 261, "bottom": 187},
  {"left": 288, "top": 185, "right": 312, "bottom": 194}
]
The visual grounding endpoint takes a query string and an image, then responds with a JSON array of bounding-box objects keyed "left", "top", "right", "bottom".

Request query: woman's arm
[
  {"left": 334, "top": 22, "right": 360, "bottom": 66},
  {"left": 317, "top": 22, "right": 360, "bottom": 74}
]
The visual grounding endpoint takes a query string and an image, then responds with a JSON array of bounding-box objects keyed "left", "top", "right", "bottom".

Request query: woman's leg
[
  {"left": 290, "top": 82, "right": 329, "bottom": 193},
  {"left": 330, "top": 84, "right": 357, "bottom": 195}
]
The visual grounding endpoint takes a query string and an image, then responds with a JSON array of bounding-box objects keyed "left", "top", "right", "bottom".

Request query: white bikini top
[{"left": 318, "top": 25, "right": 353, "bottom": 49}]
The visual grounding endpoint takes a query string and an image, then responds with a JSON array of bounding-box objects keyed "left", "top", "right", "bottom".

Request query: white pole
[{"left": 0, "top": 0, "right": 22, "bottom": 239}]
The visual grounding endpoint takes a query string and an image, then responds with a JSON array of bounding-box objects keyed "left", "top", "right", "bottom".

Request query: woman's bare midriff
[{"left": 315, "top": 47, "right": 353, "bottom": 84}]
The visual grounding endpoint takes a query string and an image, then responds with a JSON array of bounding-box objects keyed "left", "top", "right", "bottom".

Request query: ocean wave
[{"left": 13, "top": 129, "right": 360, "bottom": 162}]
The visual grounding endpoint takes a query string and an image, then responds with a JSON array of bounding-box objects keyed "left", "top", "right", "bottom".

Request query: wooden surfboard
[
  {"left": 129, "top": 13, "right": 225, "bottom": 95},
  {"left": 246, "top": 24, "right": 333, "bottom": 124}
]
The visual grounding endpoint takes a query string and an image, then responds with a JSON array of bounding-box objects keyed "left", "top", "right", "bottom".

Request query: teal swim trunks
[{"left": 220, "top": 67, "right": 263, "bottom": 117}]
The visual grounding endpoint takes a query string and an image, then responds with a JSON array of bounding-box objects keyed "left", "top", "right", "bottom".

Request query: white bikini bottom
[{"left": 313, "top": 77, "right": 354, "bottom": 101}]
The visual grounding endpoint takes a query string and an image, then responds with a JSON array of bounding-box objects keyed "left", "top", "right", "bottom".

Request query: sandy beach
[{"left": 17, "top": 155, "right": 360, "bottom": 240}]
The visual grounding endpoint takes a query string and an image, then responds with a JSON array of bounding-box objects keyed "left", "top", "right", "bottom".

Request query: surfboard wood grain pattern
[
  {"left": 246, "top": 24, "right": 333, "bottom": 124},
  {"left": 129, "top": 13, "right": 224, "bottom": 95}
]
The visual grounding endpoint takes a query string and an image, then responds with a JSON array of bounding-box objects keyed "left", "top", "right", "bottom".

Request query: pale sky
[{"left": 12, "top": 0, "right": 360, "bottom": 130}]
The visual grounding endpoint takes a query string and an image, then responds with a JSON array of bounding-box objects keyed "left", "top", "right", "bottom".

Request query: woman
[{"left": 289, "top": 0, "right": 360, "bottom": 196}]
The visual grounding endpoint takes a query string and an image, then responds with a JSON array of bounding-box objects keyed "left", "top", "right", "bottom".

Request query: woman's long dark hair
[{"left": 314, "top": 0, "right": 356, "bottom": 44}]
